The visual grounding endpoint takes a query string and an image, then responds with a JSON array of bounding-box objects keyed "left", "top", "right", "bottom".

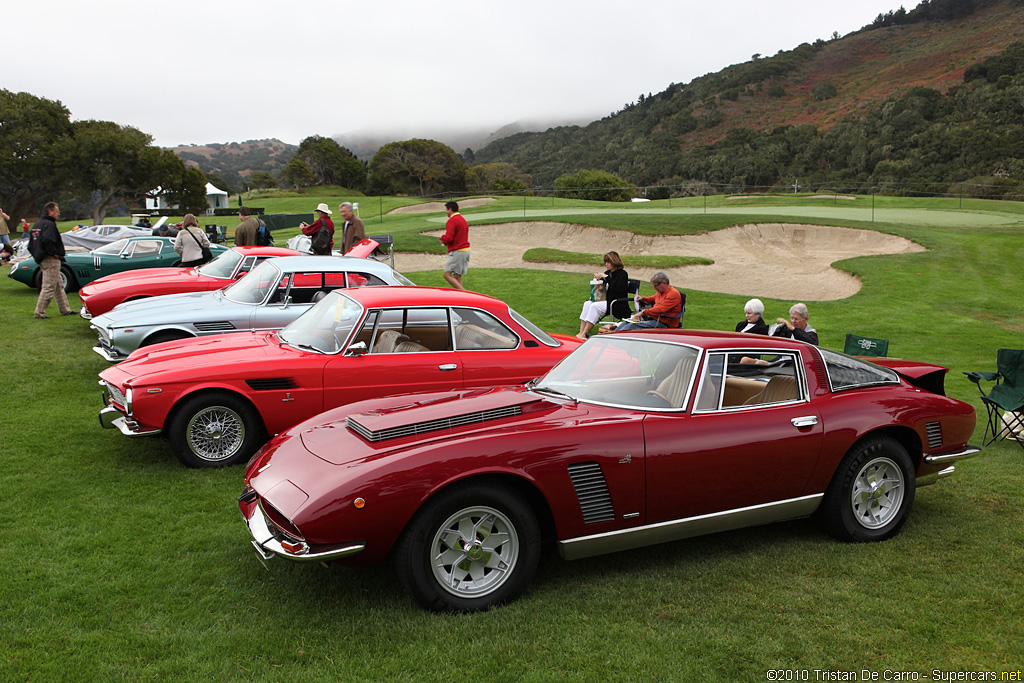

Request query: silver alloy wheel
[
  {"left": 850, "top": 456, "right": 905, "bottom": 529},
  {"left": 430, "top": 505, "right": 520, "bottom": 599},
  {"left": 185, "top": 405, "right": 245, "bottom": 462}
]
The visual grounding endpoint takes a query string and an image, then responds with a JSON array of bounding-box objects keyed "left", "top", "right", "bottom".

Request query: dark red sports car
[
  {"left": 239, "top": 330, "right": 980, "bottom": 612},
  {"left": 79, "top": 246, "right": 301, "bottom": 318}
]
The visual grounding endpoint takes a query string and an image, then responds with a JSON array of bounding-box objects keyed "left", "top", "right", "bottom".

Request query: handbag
[{"left": 186, "top": 227, "right": 213, "bottom": 262}]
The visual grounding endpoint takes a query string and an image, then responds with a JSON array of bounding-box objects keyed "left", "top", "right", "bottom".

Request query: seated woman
[
  {"left": 577, "top": 251, "right": 629, "bottom": 339},
  {"left": 735, "top": 298, "right": 769, "bottom": 335}
]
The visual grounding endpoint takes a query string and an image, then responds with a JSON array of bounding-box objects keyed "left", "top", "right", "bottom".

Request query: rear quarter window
[{"left": 818, "top": 347, "right": 899, "bottom": 391}]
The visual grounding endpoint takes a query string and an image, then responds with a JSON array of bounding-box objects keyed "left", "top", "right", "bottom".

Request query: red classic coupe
[
  {"left": 79, "top": 246, "right": 302, "bottom": 318},
  {"left": 98, "top": 287, "right": 582, "bottom": 468},
  {"left": 239, "top": 330, "right": 980, "bottom": 612}
]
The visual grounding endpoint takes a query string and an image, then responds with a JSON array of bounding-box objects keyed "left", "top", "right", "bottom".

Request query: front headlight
[
  {"left": 8, "top": 263, "right": 16, "bottom": 276},
  {"left": 124, "top": 387, "right": 133, "bottom": 413}
]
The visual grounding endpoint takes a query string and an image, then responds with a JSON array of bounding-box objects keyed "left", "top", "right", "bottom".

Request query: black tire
[
  {"left": 167, "top": 392, "right": 264, "bottom": 468},
  {"left": 32, "top": 265, "right": 76, "bottom": 292},
  {"left": 141, "top": 330, "right": 193, "bottom": 347},
  {"left": 395, "top": 484, "right": 540, "bottom": 612},
  {"left": 820, "top": 435, "right": 916, "bottom": 542}
]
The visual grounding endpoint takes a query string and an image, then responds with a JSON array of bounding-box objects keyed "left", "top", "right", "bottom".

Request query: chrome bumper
[
  {"left": 99, "top": 405, "right": 162, "bottom": 437},
  {"left": 80, "top": 307, "right": 93, "bottom": 320},
  {"left": 917, "top": 445, "right": 981, "bottom": 487},
  {"left": 240, "top": 493, "right": 365, "bottom": 564},
  {"left": 93, "top": 344, "right": 127, "bottom": 362}
]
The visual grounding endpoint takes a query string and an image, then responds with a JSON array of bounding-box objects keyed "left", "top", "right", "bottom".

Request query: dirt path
[{"left": 394, "top": 222, "right": 924, "bottom": 301}]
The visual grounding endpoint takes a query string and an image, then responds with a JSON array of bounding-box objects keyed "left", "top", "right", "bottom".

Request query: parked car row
[{"left": 14, "top": 235, "right": 983, "bottom": 612}]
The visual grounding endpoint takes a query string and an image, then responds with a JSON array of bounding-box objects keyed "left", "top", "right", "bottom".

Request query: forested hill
[{"left": 472, "top": 0, "right": 1024, "bottom": 190}]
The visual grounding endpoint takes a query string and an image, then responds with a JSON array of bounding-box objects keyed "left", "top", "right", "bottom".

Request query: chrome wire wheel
[
  {"left": 430, "top": 505, "right": 520, "bottom": 599},
  {"left": 850, "top": 456, "right": 905, "bottom": 530},
  {"left": 185, "top": 405, "right": 245, "bottom": 462}
]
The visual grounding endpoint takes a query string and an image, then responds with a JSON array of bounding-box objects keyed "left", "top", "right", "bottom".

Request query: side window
[
  {"left": 367, "top": 308, "right": 450, "bottom": 353},
  {"left": 699, "top": 352, "right": 804, "bottom": 411},
  {"left": 452, "top": 308, "right": 518, "bottom": 350},
  {"left": 347, "top": 272, "right": 389, "bottom": 287},
  {"left": 236, "top": 256, "right": 259, "bottom": 277},
  {"left": 129, "top": 240, "right": 162, "bottom": 257}
]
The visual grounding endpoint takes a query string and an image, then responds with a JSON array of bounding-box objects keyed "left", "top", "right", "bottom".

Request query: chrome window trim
[{"left": 691, "top": 349, "right": 809, "bottom": 414}]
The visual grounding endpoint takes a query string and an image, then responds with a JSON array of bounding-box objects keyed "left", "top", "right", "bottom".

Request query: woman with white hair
[
  {"left": 771, "top": 302, "right": 819, "bottom": 345},
  {"left": 735, "top": 298, "right": 768, "bottom": 335}
]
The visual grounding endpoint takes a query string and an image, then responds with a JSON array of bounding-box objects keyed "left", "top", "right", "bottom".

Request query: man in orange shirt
[{"left": 616, "top": 272, "right": 685, "bottom": 331}]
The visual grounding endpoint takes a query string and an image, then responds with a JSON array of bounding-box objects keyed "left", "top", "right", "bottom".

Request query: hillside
[
  {"left": 473, "top": 0, "right": 1024, "bottom": 187},
  {"left": 168, "top": 138, "right": 298, "bottom": 191}
]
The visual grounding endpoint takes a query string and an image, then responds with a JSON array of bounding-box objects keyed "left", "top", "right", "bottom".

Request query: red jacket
[
  {"left": 301, "top": 216, "right": 335, "bottom": 248},
  {"left": 440, "top": 213, "right": 469, "bottom": 252}
]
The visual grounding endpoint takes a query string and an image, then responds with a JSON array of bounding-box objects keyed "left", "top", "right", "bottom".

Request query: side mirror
[{"left": 344, "top": 341, "right": 368, "bottom": 357}]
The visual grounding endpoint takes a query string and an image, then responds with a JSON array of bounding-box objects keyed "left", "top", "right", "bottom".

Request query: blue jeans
[{"left": 615, "top": 319, "right": 668, "bottom": 331}]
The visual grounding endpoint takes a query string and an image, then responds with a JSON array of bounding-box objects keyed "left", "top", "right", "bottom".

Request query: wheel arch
[
  {"left": 849, "top": 425, "right": 923, "bottom": 467},
  {"left": 164, "top": 386, "right": 267, "bottom": 438},
  {"left": 140, "top": 326, "right": 195, "bottom": 347}
]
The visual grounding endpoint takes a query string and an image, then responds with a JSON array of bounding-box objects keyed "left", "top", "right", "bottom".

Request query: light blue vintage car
[{"left": 90, "top": 255, "right": 413, "bottom": 361}]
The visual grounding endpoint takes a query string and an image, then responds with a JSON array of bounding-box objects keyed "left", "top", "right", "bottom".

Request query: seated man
[
  {"left": 771, "top": 302, "right": 818, "bottom": 345},
  {"left": 615, "top": 272, "right": 684, "bottom": 331}
]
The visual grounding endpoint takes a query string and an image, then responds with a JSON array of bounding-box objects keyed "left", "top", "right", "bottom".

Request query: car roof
[
  {"left": 340, "top": 286, "right": 507, "bottom": 309},
  {"left": 610, "top": 328, "right": 811, "bottom": 352},
  {"left": 260, "top": 255, "right": 399, "bottom": 275}
]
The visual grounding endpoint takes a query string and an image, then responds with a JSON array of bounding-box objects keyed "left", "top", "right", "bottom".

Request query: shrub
[
  {"left": 811, "top": 82, "right": 837, "bottom": 101},
  {"left": 553, "top": 170, "right": 634, "bottom": 202}
]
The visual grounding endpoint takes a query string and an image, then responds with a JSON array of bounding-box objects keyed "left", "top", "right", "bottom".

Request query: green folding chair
[
  {"left": 964, "top": 348, "right": 1024, "bottom": 449},
  {"left": 843, "top": 333, "right": 889, "bottom": 357}
]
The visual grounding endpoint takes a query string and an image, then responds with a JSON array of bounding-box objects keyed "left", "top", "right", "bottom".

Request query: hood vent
[
  {"left": 194, "top": 321, "right": 236, "bottom": 332},
  {"left": 567, "top": 462, "right": 615, "bottom": 524},
  {"left": 926, "top": 421, "right": 943, "bottom": 449},
  {"left": 347, "top": 404, "right": 523, "bottom": 442},
  {"left": 246, "top": 378, "right": 299, "bottom": 391}
]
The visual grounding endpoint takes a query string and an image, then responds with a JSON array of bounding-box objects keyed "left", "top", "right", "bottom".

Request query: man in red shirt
[
  {"left": 300, "top": 203, "right": 335, "bottom": 255},
  {"left": 616, "top": 272, "right": 685, "bottom": 331},
  {"left": 440, "top": 201, "right": 470, "bottom": 289}
]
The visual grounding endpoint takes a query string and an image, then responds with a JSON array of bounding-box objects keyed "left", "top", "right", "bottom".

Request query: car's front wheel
[
  {"left": 167, "top": 392, "right": 264, "bottom": 468},
  {"left": 32, "top": 266, "right": 76, "bottom": 292},
  {"left": 396, "top": 484, "right": 540, "bottom": 612},
  {"left": 820, "top": 435, "right": 916, "bottom": 542}
]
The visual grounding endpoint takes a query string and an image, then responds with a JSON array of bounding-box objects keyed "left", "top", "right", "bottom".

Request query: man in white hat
[
  {"left": 300, "top": 203, "right": 335, "bottom": 255},
  {"left": 234, "top": 206, "right": 260, "bottom": 246}
]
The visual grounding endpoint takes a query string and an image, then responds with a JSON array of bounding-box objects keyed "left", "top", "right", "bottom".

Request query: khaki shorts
[{"left": 445, "top": 250, "right": 470, "bottom": 275}]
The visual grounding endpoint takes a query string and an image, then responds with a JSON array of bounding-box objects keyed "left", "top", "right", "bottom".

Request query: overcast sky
[{"left": 6, "top": 0, "right": 904, "bottom": 148}]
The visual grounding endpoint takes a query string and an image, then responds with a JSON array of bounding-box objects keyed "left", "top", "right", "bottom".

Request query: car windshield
[
  {"left": 222, "top": 260, "right": 281, "bottom": 304},
  {"left": 92, "top": 238, "right": 130, "bottom": 255},
  {"left": 278, "top": 291, "right": 364, "bottom": 354},
  {"left": 534, "top": 336, "right": 701, "bottom": 410},
  {"left": 196, "top": 249, "right": 243, "bottom": 278}
]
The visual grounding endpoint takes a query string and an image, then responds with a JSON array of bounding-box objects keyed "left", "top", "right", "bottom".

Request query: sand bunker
[
  {"left": 387, "top": 198, "right": 497, "bottom": 214},
  {"left": 395, "top": 222, "right": 925, "bottom": 301}
]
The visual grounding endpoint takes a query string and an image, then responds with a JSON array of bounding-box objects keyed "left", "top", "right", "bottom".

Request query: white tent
[{"left": 146, "top": 183, "right": 230, "bottom": 215}]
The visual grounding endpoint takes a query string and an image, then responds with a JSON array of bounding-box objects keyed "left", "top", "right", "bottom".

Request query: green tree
[
  {"left": 159, "top": 164, "right": 209, "bottom": 216},
  {"left": 247, "top": 171, "right": 278, "bottom": 189},
  {"left": 280, "top": 158, "right": 315, "bottom": 189},
  {"left": 293, "top": 135, "right": 366, "bottom": 188},
  {"left": 369, "top": 139, "right": 467, "bottom": 195},
  {"left": 465, "top": 162, "right": 530, "bottom": 193},
  {"left": 553, "top": 169, "right": 634, "bottom": 201},
  {"left": 0, "top": 89, "right": 75, "bottom": 226}
]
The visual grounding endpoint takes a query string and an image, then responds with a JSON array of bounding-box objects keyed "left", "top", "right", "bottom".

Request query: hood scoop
[{"left": 346, "top": 388, "right": 538, "bottom": 443}]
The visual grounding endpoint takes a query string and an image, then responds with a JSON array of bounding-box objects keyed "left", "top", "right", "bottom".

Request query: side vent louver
[
  {"left": 567, "top": 462, "right": 615, "bottom": 524},
  {"left": 347, "top": 405, "right": 522, "bottom": 442},
  {"left": 246, "top": 378, "right": 299, "bottom": 391},
  {"left": 194, "top": 321, "right": 237, "bottom": 332},
  {"left": 926, "top": 421, "right": 943, "bottom": 449}
]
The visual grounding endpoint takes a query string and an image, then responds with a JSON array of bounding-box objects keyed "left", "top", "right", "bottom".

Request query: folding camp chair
[
  {"left": 963, "top": 348, "right": 1024, "bottom": 449},
  {"left": 367, "top": 235, "right": 395, "bottom": 269},
  {"left": 609, "top": 279, "right": 641, "bottom": 322},
  {"left": 843, "top": 333, "right": 889, "bottom": 357}
]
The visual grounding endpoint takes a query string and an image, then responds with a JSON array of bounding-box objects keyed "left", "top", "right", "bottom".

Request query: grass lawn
[{"left": 2, "top": 195, "right": 1022, "bottom": 679}]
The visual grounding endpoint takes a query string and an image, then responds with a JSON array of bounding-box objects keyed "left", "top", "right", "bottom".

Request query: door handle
[
  {"left": 791, "top": 416, "right": 818, "bottom": 428},
  {"left": 438, "top": 364, "right": 458, "bottom": 371}
]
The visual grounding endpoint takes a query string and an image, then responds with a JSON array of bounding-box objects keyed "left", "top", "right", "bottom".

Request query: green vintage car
[{"left": 8, "top": 236, "right": 228, "bottom": 292}]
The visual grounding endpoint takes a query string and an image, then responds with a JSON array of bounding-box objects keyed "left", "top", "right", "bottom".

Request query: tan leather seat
[
  {"left": 393, "top": 341, "right": 430, "bottom": 353},
  {"left": 648, "top": 356, "right": 697, "bottom": 408},
  {"left": 743, "top": 375, "right": 798, "bottom": 405},
  {"left": 373, "top": 329, "right": 409, "bottom": 353}
]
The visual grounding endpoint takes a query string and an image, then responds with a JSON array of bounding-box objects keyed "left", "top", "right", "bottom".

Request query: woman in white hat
[{"left": 300, "top": 203, "right": 335, "bottom": 255}]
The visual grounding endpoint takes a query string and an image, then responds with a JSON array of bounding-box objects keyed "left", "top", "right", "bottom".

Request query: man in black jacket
[{"left": 29, "top": 202, "right": 74, "bottom": 319}]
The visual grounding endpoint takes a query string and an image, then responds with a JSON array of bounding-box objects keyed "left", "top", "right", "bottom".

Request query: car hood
[
  {"left": 109, "top": 331, "right": 292, "bottom": 379},
  {"left": 298, "top": 386, "right": 558, "bottom": 466},
  {"left": 82, "top": 268, "right": 206, "bottom": 294},
  {"left": 92, "top": 290, "right": 245, "bottom": 328}
]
